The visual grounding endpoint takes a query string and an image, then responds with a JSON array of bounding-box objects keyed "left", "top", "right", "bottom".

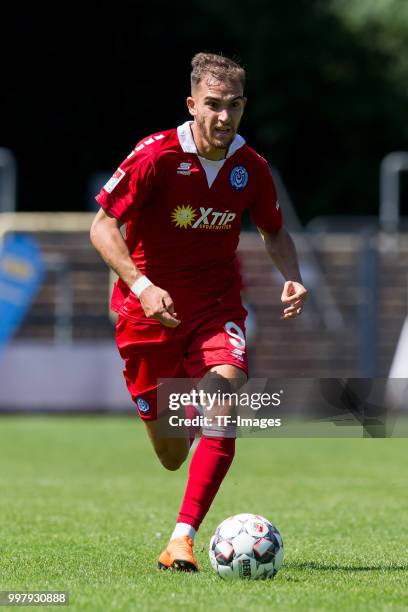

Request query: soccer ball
[{"left": 209, "top": 513, "right": 284, "bottom": 580}]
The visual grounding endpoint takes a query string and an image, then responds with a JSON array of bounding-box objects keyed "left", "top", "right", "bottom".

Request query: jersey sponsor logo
[
  {"left": 192, "top": 207, "right": 236, "bottom": 229},
  {"left": 177, "top": 162, "right": 192, "bottom": 175},
  {"left": 230, "top": 165, "right": 249, "bottom": 191},
  {"left": 171, "top": 205, "right": 236, "bottom": 230},
  {"left": 171, "top": 205, "right": 197, "bottom": 228},
  {"left": 103, "top": 168, "right": 126, "bottom": 193},
  {"left": 136, "top": 397, "right": 150, "bottom": 414}
]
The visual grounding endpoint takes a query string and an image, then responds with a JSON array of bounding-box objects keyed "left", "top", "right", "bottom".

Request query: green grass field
[{"left": 0, "top": 416, "right": 407, "bottom": 611}]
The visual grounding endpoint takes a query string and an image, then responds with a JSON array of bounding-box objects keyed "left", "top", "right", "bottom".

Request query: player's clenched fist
[
  {"left": 280, "top": 280, "right": 308, "bottom": 320},
  {"left": 139, "top": 285, "right": 181, "bottom": 327}
]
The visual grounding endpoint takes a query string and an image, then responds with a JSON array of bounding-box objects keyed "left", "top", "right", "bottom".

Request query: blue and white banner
[{"left": 0, "top": 234, "right": 44, "bottom": 354}]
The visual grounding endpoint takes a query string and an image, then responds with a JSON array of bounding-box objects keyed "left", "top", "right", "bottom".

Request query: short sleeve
[
  {"left": 95, "top": 147, "right": 155, "bottom": 222},
  {"left": 248, "top": 157, "right": 283, "bottom": 232}
]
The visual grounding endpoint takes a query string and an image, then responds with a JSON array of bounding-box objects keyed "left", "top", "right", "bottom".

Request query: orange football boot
[{"left": 157, "top": 536, "right": 199, "bottom": 572}]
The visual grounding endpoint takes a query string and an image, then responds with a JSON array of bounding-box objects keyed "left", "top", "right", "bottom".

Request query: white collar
[{"left": 177, "top": 120, "right": 245, "bottom": 159}]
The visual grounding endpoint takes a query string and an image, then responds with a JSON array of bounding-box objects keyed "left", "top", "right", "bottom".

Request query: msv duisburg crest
[
  {"left": 136, "top": 397, "right": 150, "bottom": 413},
  {"left": 230, "top": 165, "right": 249, "bottom": 191}
]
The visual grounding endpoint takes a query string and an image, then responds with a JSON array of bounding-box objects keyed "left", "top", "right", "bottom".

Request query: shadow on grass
[{"left": 287, "top": 561, "right": 408, "bottom": 572}]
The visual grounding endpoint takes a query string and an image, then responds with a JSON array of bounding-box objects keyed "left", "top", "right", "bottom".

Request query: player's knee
[
  {"left": 159, "top": 453, "right": 187, "bottom": 471},
  {"left": 157, "top": 445, "right": 189, "bottom": 471},
  {"left": 202, "top": 371, "right": 235, "bottom": 396}
]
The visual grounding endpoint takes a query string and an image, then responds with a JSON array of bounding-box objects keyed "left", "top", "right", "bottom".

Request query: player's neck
[{"left": 190, "top": 123, "right": 227, "bottom": 161}]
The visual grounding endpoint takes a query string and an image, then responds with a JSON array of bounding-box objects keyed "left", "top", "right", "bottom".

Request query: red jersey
[{"left": 96, "top": 121, "right": 282, "bottom": 322}]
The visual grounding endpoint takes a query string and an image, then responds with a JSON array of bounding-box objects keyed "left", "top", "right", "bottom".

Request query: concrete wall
[{"left": 0, "top": 341, "right": 131, "bottom": 411}]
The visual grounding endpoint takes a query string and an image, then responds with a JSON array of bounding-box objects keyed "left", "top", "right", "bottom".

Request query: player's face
[{"left": 187, "top": 76, "right": 246, "bottom": 160}]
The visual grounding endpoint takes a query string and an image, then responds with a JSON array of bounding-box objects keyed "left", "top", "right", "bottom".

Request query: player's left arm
[{"left": 258, "top": 226, "right": 308, "bottom": 320}]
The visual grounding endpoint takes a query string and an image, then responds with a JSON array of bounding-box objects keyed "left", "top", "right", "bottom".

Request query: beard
[
  {"left": 196, "top": 115, "right": 235, "bottom": 150},
  {"left": 212, "top": 135, "right": 234, "bottom": 150}
]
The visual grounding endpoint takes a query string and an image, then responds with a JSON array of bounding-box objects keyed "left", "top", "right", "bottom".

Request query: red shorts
[{"left": 115, "top": 312, "right": 248, "bottom": 420}]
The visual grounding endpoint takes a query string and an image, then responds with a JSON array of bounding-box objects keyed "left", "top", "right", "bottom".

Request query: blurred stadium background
[{"left": 1, "top": 0, "right": 408, "bottom": 413}]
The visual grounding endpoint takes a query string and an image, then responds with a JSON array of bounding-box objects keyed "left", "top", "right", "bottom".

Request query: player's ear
[{"left": 187, "top": 96, "right": 197, "bottom": 117}]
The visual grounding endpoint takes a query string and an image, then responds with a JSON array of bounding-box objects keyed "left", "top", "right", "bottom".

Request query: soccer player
[{"left": 90, "top": 52, "right": 307, "bottom": 572}]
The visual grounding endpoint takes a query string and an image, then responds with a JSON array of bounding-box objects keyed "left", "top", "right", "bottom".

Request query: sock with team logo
[{"left": 174, "top": 435, "right": 236, "bottom": 532}]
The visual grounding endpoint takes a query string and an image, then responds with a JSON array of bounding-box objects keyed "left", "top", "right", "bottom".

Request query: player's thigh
[
  {"left": 201, "top": 363, "right": 247, "bottom": 387},
  {"left": 185, "top": 317, "right": 248, "bottom": 433},
  {"left": 184, "top": 315, "right": 249, "bottom": 382},
  {"left": 198, "top": 364, "right": 247, "bottom": 418},
  {"left": 115, "top": 315, "right": 185, "bottom": 421}
]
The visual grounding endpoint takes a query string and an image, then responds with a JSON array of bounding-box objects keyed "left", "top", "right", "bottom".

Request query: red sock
[{"left": 176, "top": 436, "right": 236, "bottom": 531}]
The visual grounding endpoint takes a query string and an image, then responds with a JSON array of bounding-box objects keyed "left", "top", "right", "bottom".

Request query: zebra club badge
[{"left": 230, "top": 165, "right": 249, "bottom": 191}]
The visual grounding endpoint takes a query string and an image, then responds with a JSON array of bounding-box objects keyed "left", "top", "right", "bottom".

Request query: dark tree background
[{"left": 2, "top": 0, "right": 407, "bottom": 223}]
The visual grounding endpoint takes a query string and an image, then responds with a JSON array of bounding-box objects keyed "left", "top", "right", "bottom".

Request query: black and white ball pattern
[{"left": 209, "top": 513, "right": 284, "bottom": 580}]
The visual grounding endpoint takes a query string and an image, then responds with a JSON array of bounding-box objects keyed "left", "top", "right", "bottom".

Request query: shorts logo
[
  {"left": 231, "top": 348, "right": 245, "bottom": 361},
  {"left": 136, "top": 397, "right": 150, "bottom": 414},
  {"left": 230, "top": 165, "right": 248, "bottom": 191}
]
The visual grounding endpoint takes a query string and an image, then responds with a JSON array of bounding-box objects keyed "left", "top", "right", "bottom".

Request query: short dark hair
[{"left": 191, "top": 52, "right": 246, "bottom": 90}]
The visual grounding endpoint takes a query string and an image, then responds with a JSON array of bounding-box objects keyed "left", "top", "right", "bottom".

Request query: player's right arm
[
  {"left": 90, "top": 142, "right": 180, "bottom": 328},
  {"left": 90, "top": 208, "right": 180, "bottom": 327}
]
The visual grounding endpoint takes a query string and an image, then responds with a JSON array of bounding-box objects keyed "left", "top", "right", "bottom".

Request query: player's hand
[
  {"left": 139, "top": 285, "right": 181, "bottom": 328},
  {"left": 280, "top": 280, "right": 308, "bottom": 320}
]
